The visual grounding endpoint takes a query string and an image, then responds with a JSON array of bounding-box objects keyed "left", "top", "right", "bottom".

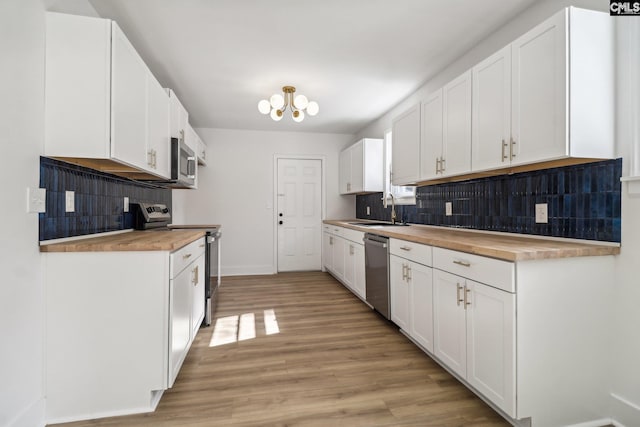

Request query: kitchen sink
[{"left": 349, "top": 222, "right": 410, "bottom": 227}]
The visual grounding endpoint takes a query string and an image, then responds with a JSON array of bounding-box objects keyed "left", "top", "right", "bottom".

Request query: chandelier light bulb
[
  {"left": 292, "top": 110, "right": 305, "bottom": 123},
  {"left": 306, "top": 101, "right": 319, "bottom": 116},
  {"left": 270, "top": 108, "right": 283, "bottom": 121},
  {"left": 270, "top": 94, "right": 285, "bottom": 110},
  {"left": 294, "top": 94, "right": 308, "bottom": 110},
  {"left": 258, "top": 99, "right": 271, "bottom": 115}
]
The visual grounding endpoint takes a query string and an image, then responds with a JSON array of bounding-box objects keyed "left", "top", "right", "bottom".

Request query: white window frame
[{"left": 383, "top": 128, "right": 416, "bottom": 207}]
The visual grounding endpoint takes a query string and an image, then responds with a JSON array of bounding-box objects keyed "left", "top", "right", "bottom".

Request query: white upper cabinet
[
  {"left": 45, "top": 13, "right": 111, "bottom": 159},
  {"left": 146, "top": 73, "right": 171, "bottom": 178},
  {"left": 339, "top": 138, "right": 383, "bottom": 194},
  {"left": 110, "top": 22, "right": 148, "bottom": 171},
  {"left": 45, "top": 13, "right": 173, "bottom": 180},
  {"left": 472, "top": 46, "right": 512, "bottom": 172},
  {"left": 167, "top": 89, "right": 189, "bottom": 142},
  {"left": 511, "top": 10, "right": 567, "bottom": 165},
  {"left": 420, "top": 89, "right": 443, "bottom": 180},
  {"left": 420, "top": 71, "right": 472, "bottom": 181},
  {"left": 391, "top": 103, "right": 421, "bottom": 185},
  {"left": 441, "top": 70, "right": 472, "bottom": 177},
  {"left": 472, "top": 7, "right": 613, "bottom": 171}
]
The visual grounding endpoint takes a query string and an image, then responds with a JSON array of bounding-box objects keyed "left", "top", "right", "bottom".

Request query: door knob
[
  {"left": 279, "top": 221, "right": 283, "bottom": 225},
  {"left": 279, "top": 213, "right": 283, "bottom": 217}
]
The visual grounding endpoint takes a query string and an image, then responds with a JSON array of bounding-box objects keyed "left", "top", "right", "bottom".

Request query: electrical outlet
[
  {"left": 366, "top": 206, "right": 370, "bottom": 216},
  {"left": 65, "top": 191, "right": 75, "bottom": 213},
  {"left": 27, "top": 187, "right": 46, "bottom": 213},
  {"left": 124, "top": 196, "right": 129, "bottom": 213},
  {"left": 445, "top": 202, "right": 452, "bottom": 216},
  {"left": 535, "top": 203, "right": 548, "bottom": 223}
]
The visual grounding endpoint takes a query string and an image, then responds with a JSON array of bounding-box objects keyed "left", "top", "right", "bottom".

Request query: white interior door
[{"left": 277, "top": 158, "right": 322, "bottom": 272}]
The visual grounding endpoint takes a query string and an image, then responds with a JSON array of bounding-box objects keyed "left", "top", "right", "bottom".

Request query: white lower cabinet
[
  {"left": 433, "top": 249, "right": 515, "bottom": 417},
  {"left": 43, "top": 237, "right": 205, "bottom": 423},
  {"left": 389, "top": 239, "right": 434, "bottom": 352},
  {"left": 323, "top": 225, "right": 365, "bottom": 301}
]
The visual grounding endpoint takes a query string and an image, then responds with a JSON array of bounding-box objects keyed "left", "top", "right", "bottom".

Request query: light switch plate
[
  {"left": 366, "top": 206, "right": 370, "bottom": 216},
  {"left": 535, "top": 203, "right": 548, "bottom": 223},
  {"left": 27, "top": 187, "right": 46, "bottom": 213},
  {"left": 445, "top": 202, "right": 452, "bottom": 216},
  {"left": 65, "top": 191, "right": 75, "bottom": 213},
  {"left": 124, "top": 196, "right": 129, "bottom": 213}
]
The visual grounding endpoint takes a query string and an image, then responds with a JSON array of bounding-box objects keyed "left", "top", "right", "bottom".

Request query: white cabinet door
[
  {"left": 169, "top": 265, "right": 192, "bottom": 387},
  {"left": 420, "top": 89, "right": 443, "bottom": 181},
  {"left": 472, "top": 46, "right": 512, "bottom": 172},
  {"left": 332, "top": 236, "right": 346, "bottom": 281},
  {"left": 392, "top": 103, "right": 421, "bottom": 185},
  {"left": 390, "top": 255, "right": 410, "bottom": 330},
  {"left": 339, "top": 148, "right": 351, "bottom": 194},
  {"left": 343, "top": 240, "right": 356, "bottom": 290},
  {"left": 511, "top": 10, "right": 567, "bottom": 166},
  {"left": 409, "top": 261, "right": 434, "bottom": 353},
  {"left": 352, "top": 243, "right": 366, "bottom": 300},
  {"left": 350, "top": 140, "right": 364, "bottom": 193},
  {"left": 442, "top": 70, "right": 472, "bottom": 177},
  {"left": 190, "top": 253, "right": 205, "bottom": 339},
  {"left": 466, "top": 280, "right": 516, "bottom": 417},
  {"left": 110, "top": 22, "right": 147, "bottom": 170},
  {"left": 433, "top": 269, "right": 467, "bottom": 378},
  {"left": 147, "top": 72, "right": 171, "bottom": 178},
  {"left": 323, "top": 231, "right": 334, "bottom": 272},
  {"left": 168, "top": 89, "right": 189, "bottom": 140}
]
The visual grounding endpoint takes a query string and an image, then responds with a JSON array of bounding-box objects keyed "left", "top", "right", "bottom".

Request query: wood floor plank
[{"left": 50, "top": 272, "right": 508, "bottom": 427}]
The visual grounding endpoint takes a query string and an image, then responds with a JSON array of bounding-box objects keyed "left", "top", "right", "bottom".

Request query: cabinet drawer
[
  {"left": 170, "top": 237, "right": 205, "bottom": 278},
  {"left": 341, "top": 228, "right": 364, "bottom": 244},
  {"left": 324, "top": 225, "right": 343, "bottom": 236},
  {"left": 433, "top": 247, "right": 514, "bottom": 292},
  {"left": 389, "top": 239, "right": 432, "bottom": 266}
]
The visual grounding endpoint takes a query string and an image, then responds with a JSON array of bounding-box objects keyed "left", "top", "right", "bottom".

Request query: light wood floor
[{"left": 52, "top": 272, "right": 509, "bottom": 427}]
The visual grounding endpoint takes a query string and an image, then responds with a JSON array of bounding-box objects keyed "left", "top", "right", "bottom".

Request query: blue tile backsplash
[
  {"left": 356, "top": 159, "right": 622, "bottom": 243},
  {"left": 39, "top": 157, "right": 171, "bottom": 241}
]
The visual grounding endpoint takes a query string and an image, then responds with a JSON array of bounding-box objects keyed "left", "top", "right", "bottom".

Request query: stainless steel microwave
[{"left": 171, "top": 137, "right": 196, "bottom": 187}]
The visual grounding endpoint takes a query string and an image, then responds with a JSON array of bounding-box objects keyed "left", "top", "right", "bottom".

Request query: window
[{"left": 383, "top": 128, "right": 416, "bottom": 206}]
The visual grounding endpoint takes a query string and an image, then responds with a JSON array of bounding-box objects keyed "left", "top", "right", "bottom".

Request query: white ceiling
[{"left": 88, "top": 0, "right": 538, "bottom": 134}]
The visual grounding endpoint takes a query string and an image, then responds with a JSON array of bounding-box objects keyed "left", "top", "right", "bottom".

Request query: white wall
[
  {"left": 0, "top": 1, "right": 46, "bottom": 425},
  {"left": 172, "top": 128, "right": 355, "bottom": 275},
  {"left": 611, "top": 18, "right": 640, "bottom": 427}
]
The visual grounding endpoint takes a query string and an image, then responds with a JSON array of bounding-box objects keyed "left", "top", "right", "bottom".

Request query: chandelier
[{"left": 258, "top": 86, "right": 319, "bottom": 122}]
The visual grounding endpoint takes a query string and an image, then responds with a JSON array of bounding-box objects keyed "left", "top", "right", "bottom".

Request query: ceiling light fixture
[{"left": 258, "top": 86, "right": 319, "bottom": 122}]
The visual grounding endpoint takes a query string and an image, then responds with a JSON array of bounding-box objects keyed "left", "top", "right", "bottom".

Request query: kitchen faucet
[{"left": 389, "top": 193, "right": 397, "bottom": 224}]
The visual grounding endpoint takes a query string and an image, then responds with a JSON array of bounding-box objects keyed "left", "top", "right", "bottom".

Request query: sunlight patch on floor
[{"left": 209, "top": 309, "right": 280, "bottom": 347}]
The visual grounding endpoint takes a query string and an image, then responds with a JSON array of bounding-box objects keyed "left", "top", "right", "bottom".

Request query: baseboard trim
[
  {"left": 221, "top": 265, "right": 275, "bottom": 276},
  {"left": 610, "top": 392, "right": 640, "bottom": 427},
  {"left": 566, "top": 419, "right": 615, "bottom": 427}
]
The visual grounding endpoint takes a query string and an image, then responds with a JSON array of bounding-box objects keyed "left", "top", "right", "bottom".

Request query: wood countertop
[
  {"left": 167, "top": 224, "right": 221, "bottom": 230},
  {"left": 40, "top": 230, "right": 206, "bottom": 253},
  {"left": 324, "top": 220, "right": 620, "bottom": 262}
]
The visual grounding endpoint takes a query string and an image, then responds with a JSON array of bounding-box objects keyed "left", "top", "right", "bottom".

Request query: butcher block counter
[
  {"left": 324, "top": 219, "right": 620, "bottom": 261},
  {"left": 40, "top": 229, "right": 205, "bottom": 252}
]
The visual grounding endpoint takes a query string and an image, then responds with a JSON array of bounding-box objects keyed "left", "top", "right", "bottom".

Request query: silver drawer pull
[
  {"left": 400, "top": 246, "right": 412, "bottom": 251},
  {"left": 182, "top": 253, "right": 192, "bottom": 260},
  {"left": 453, "top": 260, "right": 471, "bottom": 267},
  {"left": 199, "top": 243, "right": 205, "bottom": 248}
]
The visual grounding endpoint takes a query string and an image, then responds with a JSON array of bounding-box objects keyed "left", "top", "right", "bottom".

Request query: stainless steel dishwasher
[{"left": 363, "top": 233, "right": 390, "bottom": 319}]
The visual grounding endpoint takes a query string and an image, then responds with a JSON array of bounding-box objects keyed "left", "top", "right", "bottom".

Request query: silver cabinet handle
[
  {"left": 440, "top": 157, "right": 446, "bottom": 173},
  {"left": 402, "top": 263, "right": 407, "bottom": 281},
  {"left": 400, "top": 246, "right": 412, "bottom": 251},
  {"left": 510, "top": 137, "right": 516, "bottom": 159},
  {"left": 456, "top": 283, "right": 463, "bottom": 306},
  {"left": 349, "top": 245, "right": 354, "bottom": 255},
  {"left": 406, "top": 265, "right": 412, "bottom": 282},
  {"left": 182, "top": 253, "right": 192, "bottom": 260},
  {"left": 453, "top": 260, "right": 471, "bottom": 267},
  {"left": 464, "top": 285, "right": 471, "bottom": 308},
  {"left": 502, "top": 139, "right": 508, "bottom": 162}
]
